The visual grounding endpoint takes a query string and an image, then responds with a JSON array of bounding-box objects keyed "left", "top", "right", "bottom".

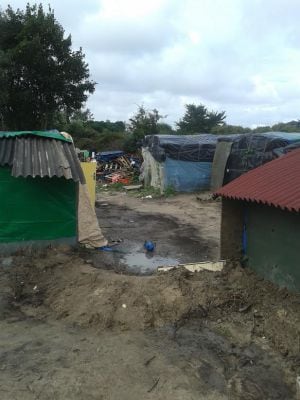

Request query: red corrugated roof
[{"left": 214, "top": 148, "right": 300, "bottom": 212}]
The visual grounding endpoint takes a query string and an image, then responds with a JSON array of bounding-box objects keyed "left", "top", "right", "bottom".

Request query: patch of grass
[
  {"left": 108, "top": 182, "right": 125, "bottom": 191},
  {"left": 96, "top": 182, "right": 177, "bottom": 198},
  {"left": 134, "top": 186, "right": 162, "bottom": 198},
  {"left": 163, "top": 185, "right": 176, "bottom": 197}
]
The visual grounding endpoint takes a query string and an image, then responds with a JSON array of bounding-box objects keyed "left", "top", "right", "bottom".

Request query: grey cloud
[
  {"left": 76, "top": 17, "right": 180, "bottom": 55},
  {"left": 4, "top": 0, "right": 300, "bottom": 127}
]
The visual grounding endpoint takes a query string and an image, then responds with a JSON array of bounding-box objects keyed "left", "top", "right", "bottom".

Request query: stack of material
[
  {"left": 98, "top": 155, "right": 131, "bottom": 172},
  {"left": 97, "top": 154, "right": 136, "bottom": 184},
  {"left": 104, "top": 170, "right": 132, "bottom": 184}
]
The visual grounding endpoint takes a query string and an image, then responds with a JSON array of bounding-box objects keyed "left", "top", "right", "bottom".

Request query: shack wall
[
  {"left": 0, "top": 167, "right": 77, "bottom": 244},
  {"left": 246, "top": 204, "right": 300, "bottom": 292},
  {"left": 220, "top": 199, "right": 244, "bottom": 260},
  {"left": 164, "top": 157, "right": 212, "bottom": 192}
]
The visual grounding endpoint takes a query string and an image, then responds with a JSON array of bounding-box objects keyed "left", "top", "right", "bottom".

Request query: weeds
[{"left": 163, "top": 185, "right": 176, "bottom": 197}]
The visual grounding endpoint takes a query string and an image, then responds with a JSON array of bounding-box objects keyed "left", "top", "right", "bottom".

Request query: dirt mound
[
  {"left": 5, "top": 249, "right": 300, "bottom": 361},
  {"left": 1, "top": 247, "right": 299, "bottom": 399}
]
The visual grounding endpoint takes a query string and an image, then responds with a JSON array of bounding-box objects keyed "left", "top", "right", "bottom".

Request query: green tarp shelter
[{"left": 0, "top": 130, "right": 84, "bottom": 251}]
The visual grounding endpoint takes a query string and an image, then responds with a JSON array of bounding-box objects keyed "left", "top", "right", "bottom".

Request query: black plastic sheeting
[
  {"left": 143, "top": 134, "right": 220, "bottom": 162},
  {"left": 219, "top": 132, "right": 300, "bottom": 184}
]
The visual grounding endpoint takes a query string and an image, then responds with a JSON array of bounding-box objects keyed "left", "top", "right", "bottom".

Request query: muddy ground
[
  {"left": 0, "top": 192, "right": 299, "bottom": 399},
  {"left": 92, "top": 191, "right": 220, "bottom": 273}
]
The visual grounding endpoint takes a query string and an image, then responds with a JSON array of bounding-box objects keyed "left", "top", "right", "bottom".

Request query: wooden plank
[{"left": 157, "top": 260, "right": 226, "bottom": 273}]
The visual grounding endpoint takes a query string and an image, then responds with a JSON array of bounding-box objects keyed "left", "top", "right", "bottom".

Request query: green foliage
[
  {"left": 254, "top": 120, "right": 300, "bottom": 133},
  {"left": 176, "top": 104, "right": 226, "bottom": 134},
  {"left": 212, "top": 123, "right": 251, "bottom": 135},
  {"left": 0, "top": 3, "right": 95, "bottom": 130},
  {"left": 123, "top": 134, "right": 138, "bottom": 153},
  {"left": 125, "top": 105, "right": 164, "bottom": 151},
  {"left": 163, "top": 185, "right": 176, "bottom": 197},
  {"left": 273, "top": 121, "right": 300, "bottom": 132},
  {"left": 252, "top": 126, "right": 272, "bottom": 133},
  {"left": 89, "top": 120, "right": 126, "bottom": 133},
  {"left": 157, "top": 122, "right": 175, "bottom": 134},
  {"left": 51, "top": 108, "right": 126, "bottom": 151}
]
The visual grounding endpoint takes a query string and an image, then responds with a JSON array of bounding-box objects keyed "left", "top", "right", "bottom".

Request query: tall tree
[
  {"left": 176, "top": 104, "right": 226, "bottom": 134},
  {"left": 0, "top": 4, "right": 95, "bottom": 130},
  {"left": 124, "top": 105, "right": 163, "bottom": 151}
]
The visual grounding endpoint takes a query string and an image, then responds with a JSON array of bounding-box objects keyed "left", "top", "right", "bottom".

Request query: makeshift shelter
[
  {"left": 211, "top": 132, "right": 300, "bottom": 190},
  {"left": 215, "top": 148, "right": 300, "bottom": 292},
  {"left": 141, "top": 134, "right": 219, "bottom": 192},
  {"left": 0, "top": 130, "right": 106, "bottom": 253}
]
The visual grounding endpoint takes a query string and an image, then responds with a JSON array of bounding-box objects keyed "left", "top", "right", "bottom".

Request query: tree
[
  {"left": 124, "top": 105, "right": 163, "bottom": 151},
  {"left": 157, "top": 122, "right": 174, "bottom": 134},
  {"left": 212, "top": 123, "right": 251, "bottom": 135},
  {"left": 0, "top": 4, "right": 95, "bottom": 130},
  {"left": 88, "top": 120, "right": 126, "bottom": 133},
  {"left": 269, "top": 120, "right": 300, "bottom": 133},
  {"left": 176, "top": 104, "right": 226, "bottom": 134}
]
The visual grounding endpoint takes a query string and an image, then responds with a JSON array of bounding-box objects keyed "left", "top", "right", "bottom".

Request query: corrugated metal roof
[
  {"left": 0, "top": 136, "right": 85, "bottom": 183},
  {"left": 214, "top": 148, "right": 300, "bottom": 212}
]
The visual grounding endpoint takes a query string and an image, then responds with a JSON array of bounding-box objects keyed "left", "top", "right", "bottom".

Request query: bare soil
[{"left": 0, "top": 192, "right": 299, "bottom": 399}]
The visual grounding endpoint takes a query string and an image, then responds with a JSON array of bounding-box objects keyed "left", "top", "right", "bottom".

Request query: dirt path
[
  {"left": 97, "top": 191, "right": 221, "bottom": 253},
  {"left": 0, "top": 314, "right": 294, "bottom": 400},
  {"left": 93, "top": 191, "right": 221, "bottom": 274},
  {"left": 0, "top": 193, "right": 299, "bottom": 399},
  {"left": 1, "top": 314, "right": 226, "bottom": 400}
]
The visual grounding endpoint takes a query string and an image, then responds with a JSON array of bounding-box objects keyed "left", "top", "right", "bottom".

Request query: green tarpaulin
[
  {"left": 0, "top": 130, "right": 72, "bottom": 142},
  {"left": 0, "top": 167, "right": 76, "bottom": 243}
]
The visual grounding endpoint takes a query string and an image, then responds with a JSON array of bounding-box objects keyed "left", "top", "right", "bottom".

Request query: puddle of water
[{"left": 120, "top": 245, "right": 179, "bottom": 274}]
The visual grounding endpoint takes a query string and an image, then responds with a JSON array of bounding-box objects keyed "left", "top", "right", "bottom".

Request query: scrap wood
[
  {"left": 98, "top": 155, "right": 133, "bottom": 172},
  {"left": 118, "top": 156, "right": 131, "bottom": 168},
  {"left": 157, "top": 260, "right": 226, "bottom": 273}
]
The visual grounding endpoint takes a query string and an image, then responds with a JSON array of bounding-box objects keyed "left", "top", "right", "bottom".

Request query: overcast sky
[{"left": 4, "top": 0, "right": 300, "bottom": 127}]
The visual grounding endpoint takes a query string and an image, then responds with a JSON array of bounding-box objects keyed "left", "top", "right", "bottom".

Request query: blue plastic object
[
  {"left": 98, "top": 245, "right": 114, "bottom": 252},
  {"left": 144, "top": 241, "right": 155, "bottom": 252}
]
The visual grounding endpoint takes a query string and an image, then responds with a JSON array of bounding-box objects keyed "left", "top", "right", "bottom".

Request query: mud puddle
[
  {"left": 94, "top": 242, "right": 179, "bottom": 274},
  {"left": 119, "top": 244, "right": 179, "bottom": 274},
  {"left": 94, "top": 203, "right": 219, "bottom": 274}
]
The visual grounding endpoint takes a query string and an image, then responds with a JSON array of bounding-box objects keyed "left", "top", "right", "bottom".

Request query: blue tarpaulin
[
  {"left": 96, "top": 151, "right": 124, "bottom": 162},
  {"left": 164, "top": 157, "right": 212, "bottom": 192}
]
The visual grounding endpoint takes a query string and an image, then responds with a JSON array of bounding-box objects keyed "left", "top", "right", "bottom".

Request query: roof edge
[{"left": 0, "top": 130, "right": 73, "bottom": 143}]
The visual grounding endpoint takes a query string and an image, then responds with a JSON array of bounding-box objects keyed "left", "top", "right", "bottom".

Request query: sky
[{"left": 3, "top": 0, "right": 300, "bottom": 127}]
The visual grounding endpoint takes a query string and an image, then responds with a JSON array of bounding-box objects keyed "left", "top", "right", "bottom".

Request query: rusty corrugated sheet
[
  {"left": 0, "top": 136, "right": 85, "bottom": 183},
  {"left": 214, "top": 148, "right": 300, "bottom": 212}
]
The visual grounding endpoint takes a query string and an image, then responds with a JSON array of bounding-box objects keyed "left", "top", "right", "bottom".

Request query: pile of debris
[{"left": 96, "top": 151, "right": 140, "bottom": 184}]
